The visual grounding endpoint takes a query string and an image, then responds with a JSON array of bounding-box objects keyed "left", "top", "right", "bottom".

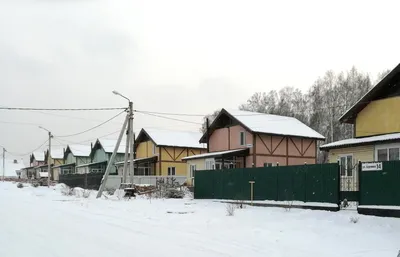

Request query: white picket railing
[{"left": 105, "top": 175, "right": 188, "bottom": 190}]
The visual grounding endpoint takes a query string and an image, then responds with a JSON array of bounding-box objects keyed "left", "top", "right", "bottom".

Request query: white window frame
[
  {"left": 375, "top": 143, "right": 400, "bottom": 161},
  {"left": 239, "top": 131, "right": 246, "bottom": 146},
  {"left": 205, "top": 158, "right": 215, "bottom": 170},
  {"left": 168, "top": 167, "right": 176, "bottom": 176},
  {"left": 338, "top": 154, "right": 353, "bottom": 177},
  {"left": 189, "top": 164, "right": 196, "bottom": 178}
]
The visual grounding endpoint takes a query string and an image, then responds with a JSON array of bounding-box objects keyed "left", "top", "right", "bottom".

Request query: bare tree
[{"left": 200, "top": 110, "right": 220, "bottom": 133}]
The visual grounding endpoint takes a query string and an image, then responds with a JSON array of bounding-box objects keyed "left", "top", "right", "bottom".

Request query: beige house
[{"left": 183, "top": 108, "right": 325, "bottom": 185}]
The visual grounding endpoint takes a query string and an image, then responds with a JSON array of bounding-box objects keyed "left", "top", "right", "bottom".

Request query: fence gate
[{"left": 339, "top": 156, "right": 359, "bottom": 207}]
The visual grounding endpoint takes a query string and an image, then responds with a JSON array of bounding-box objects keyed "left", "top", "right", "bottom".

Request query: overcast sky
[{"left": 0, "top": 0, "right": 399, "bottom": 164}]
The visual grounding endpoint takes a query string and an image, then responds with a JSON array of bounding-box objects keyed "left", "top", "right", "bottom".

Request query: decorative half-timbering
[{"left": 184, "top": 108, "right": 325, "bottom": 177}]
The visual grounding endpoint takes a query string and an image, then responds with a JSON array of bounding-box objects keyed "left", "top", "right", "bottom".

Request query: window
[
  {"left": 239, "top": 131, "right": 246, "bottom": 146},
  {"left": 168, "top": 167, "right": 176, "bottom": 176},
  {"left": 189, "top": 164, "right": 196, "bottom": 178},
  {"left": 264, "top": 163, "right": 273, "bottom": 167},
  {"left": 205, "top": 159, "right": 215, "bottom": 170},
  {"left": 153, "top": 144, "right": 157, "bottom": 155},
  {"left": 375, "top": 145, "right": 400, "bottom": 161},
  {"left": 339, "top": 155, "right": 353, "bottom": 177},
  {"left": 377, "top": 149, "right": 387, "bottom": 161},
  {"left": 389, "top": 148, "right": 399, "bottom": 160}
]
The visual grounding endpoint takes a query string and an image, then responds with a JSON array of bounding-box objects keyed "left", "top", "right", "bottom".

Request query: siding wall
[
  {"left": 209, "top": 125, "right": 252, "bottom": 152},
  {"left": 186, "top": 159, "right": 205, "bottom": 186},
  {"left": 356, "top": 96, "right": 400, "bottom": 137},
  {"left": 160, "top": 146, "right": 204, "bottom": 176},
  {"left": 328, "top": 145, "right": 374, "bottom": 163}
]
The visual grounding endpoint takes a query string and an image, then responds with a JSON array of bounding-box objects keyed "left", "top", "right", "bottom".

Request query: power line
[
  {"left": 7, "top": 139, "right": 49, "bottom": 157},
  {"left": 0, "top": 120, "right": 41, "bottom": 126},
  {"left": 56, "top": 110, "right": 126, "bottom": 138},
  {"left": 0, "top": 107, "right": 126, "bottom": 111},
  {"left": 136, "top": 111, "right": 202, "bottom": 125}
]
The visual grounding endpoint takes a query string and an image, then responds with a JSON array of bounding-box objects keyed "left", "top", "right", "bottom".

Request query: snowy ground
[{"left": 1, "top": 182, "right": 400, "bottom": 257}]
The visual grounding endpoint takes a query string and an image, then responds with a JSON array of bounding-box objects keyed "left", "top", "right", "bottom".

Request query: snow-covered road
[{"left": 1, "top": 182, "right": 399, "bottom": 257}]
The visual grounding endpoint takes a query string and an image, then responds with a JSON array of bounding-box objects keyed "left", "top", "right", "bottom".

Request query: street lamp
[
  {"left": 39, "top": 126, "right": 52, "bottom": 187},
  {"left": 112, "top": 90, "right": 134, "bottom": 184},
  {"left": 112, "top": 90, "right": 130, "bottom": 102}
]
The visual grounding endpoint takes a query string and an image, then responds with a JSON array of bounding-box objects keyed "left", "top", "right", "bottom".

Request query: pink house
[{"left": 183, "top": 109, "right": 325, "bottom": 171}]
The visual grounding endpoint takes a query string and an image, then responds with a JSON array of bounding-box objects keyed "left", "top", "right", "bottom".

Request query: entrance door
[{"left": 339, "top": 154, "right": 359, "bottom": 203}]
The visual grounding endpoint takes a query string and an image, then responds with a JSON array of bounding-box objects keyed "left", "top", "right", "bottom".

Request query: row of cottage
[
  {"left": 22, "top": 108, "right": 326, "bottom": 184},
  {"left": 22, "top": 63, "right": 400, "bottom": 184}
]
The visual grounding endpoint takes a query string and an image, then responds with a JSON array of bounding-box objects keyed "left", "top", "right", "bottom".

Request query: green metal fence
[
  {"left": 360, "top": 160, "right": 400, "bottom": 206},
  {"left": 194, "top": 163, "right": 339, "bottom": 204}
]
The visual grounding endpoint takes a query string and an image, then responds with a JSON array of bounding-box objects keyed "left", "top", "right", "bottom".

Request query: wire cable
[
  {"left": 56, "top": 110, "right": 126, "bottom": 138},
  {"left": 136, "top": 111, "right": 202, "bottom": 125},
  {"left": 0, "top": 107, "right": 126, "bottom": 111},
  {"left": 7, "top": 139, "right": 49, "bottom": 157}
]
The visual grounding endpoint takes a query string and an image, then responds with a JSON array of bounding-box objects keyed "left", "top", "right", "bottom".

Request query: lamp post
[
  {"left": 39, "top": 126, "right": 52, "bottom": 187},
  {"left": 112, "top": 91, "right": 134, "bottom": 184}
]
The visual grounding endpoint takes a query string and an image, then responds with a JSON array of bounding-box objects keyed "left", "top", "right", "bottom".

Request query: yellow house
[
  {"left": 134, "top": 128, "right": 206, "bottom": 182},
  {"left": 45, "top": 149, "right": 65, "bottom": 181},
  {"left": 320, "top": 63, "right": 400, "bottom": 179}
]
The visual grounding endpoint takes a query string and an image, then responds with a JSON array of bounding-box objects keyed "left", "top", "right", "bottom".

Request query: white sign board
[
  {"left": 362, "top": 162, "right": 383, "bottom": 171},
  {"left": 246, "top": 144, "right": 253, "bottom": 148}
]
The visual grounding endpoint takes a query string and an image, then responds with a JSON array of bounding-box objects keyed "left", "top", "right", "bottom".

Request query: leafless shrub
[
  {"left": 105, "top": 188, "right": 116, "bottom": 196},
  {"left": 115, "top": 189, "right": 126, "bottom": 200},
  {"left": 284, "top": 200, "right": 294, "bottom": 212},
  {"left": 32, "top": 182, "right": 39, "bottom": 188},
  {"left": 226, "top": 203, "right": 235, "bottom": 216},
  {"left": 17, "top": 182, "right": 24, "bottom": 188},
  {"left": 349, "top": 216, "right": 359, "bottom": 224},
  {"left": 61, "top": 186, "right": 74, "bottom": 196},
  {"left": 82, "top": 190, "right": 91, "bottom": 198}
]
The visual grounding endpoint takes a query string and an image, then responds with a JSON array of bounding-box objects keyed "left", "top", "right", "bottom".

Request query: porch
[
  {"left": 115, "top": 156, "right": 158, "bottom": 176},
  {"left": 182, "top": 148, "right": 250, "bottom": 171}
]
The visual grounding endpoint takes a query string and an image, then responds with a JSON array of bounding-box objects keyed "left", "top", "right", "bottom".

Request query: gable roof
[
  {"left": 32, "top": 152, "right": 45, "bottom": 162},
  {"left": 339, "top": 63, "right": 400, "bottom": 124},
  {"left": 136, "top": 128, "right": 206, "bottom": 149},
  {"left": 46, "top": 148, "right": 64, "bottom": 160},
  {"left": 320, "top": 132, "right": 400, "bottom": 150},
  {"left": 96, "top": 138, "right": 126, "bottom": 154},
  {"left": 65, "top": 144, "right": 91, "bottom": 157},
  {"left": 199, "top": 108, "right": 325, "bottom": 143}
]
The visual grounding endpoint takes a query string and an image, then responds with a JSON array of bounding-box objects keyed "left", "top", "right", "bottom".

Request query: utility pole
[
  {"left": 206, "top": 118, "right": 210, "bottom": 153},
  {"left": 128, "top": 102, "right": 134, "bottom": 184},
  {"left": 47, "top": 131, "right": 52, "bottom": 187},
  {"left": 39, "top": 126, "right": 52, "bottom": 187},
  {"left": 2, "top": 148, "right": 5, "bottom": 182},
  {"left": 96, "top": 113, "right": 129, "bottom": 198},
  {"left": 97, "top": 90, "right": 133, "bottom": 198}
]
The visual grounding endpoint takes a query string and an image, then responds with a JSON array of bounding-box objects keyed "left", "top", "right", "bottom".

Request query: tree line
[{"left": 202, "top": 67, "right": 391, "bottom": 163}]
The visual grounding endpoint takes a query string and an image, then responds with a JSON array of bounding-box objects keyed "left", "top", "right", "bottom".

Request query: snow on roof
[
  {"left": 98, "top": 139, "right": 126, "bottom": 154},
  {"left": 50, "top": 148, "right": 64, "bottom": 159},
  {"left": 68, "top": 144, "right": 91, "bottom": 157},
  {"left": 320, "top": 133, "right": 400, "bottom": 150},
  {"left": 145, "top": 129, "right": 206, "bottom": 149},
  {"left": 33, "top": 152, "right": 45, "bottom": 162},
  {"left": 182, "top": 149, "right": 246, "bottom": 160},
  {"left": 226, "top": 109, "right": 325, "bottom": 140},
  {"left": 0, "top": 159, "right": 25, "bottom": 177}
]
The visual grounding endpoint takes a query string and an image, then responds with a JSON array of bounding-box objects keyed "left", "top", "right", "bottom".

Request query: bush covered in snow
[
  {"left": 17, "top": 182, "right": 23, "bottom": 188},
  {"left": 165, "top": 189, "right": 184, "bottom": 199},
  {"left": 32, "top": 182, "right": 39, "bottom": 188},
  {"left": 349, "top": 216, "right": 359, "bottom": 224}
]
